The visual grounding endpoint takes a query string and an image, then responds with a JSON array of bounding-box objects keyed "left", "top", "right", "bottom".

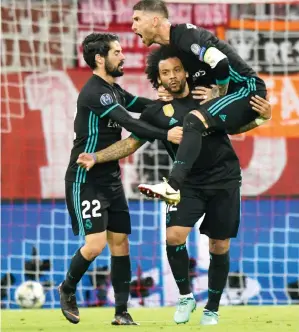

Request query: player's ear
[
  {"left": 95, "top": 54, "right": 103, "bottom": 65},
  {"left": 153, "top": 15, "right": 162, "bottom": 28},
  {"left": 157, "top": 77, "right": 161, "bottom": 84}
]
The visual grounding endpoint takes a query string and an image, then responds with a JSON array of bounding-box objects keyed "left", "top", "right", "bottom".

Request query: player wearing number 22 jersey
[{"left": 61, "top": 32, "right": 180, "bottom": 326}]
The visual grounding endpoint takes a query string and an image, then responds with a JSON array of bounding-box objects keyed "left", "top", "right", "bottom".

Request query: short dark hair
[
  {"left": 82, "top": 33, "right": 119, "bottom": 69},
  {"left": 133, "top": 0, "right": 169, "bottom": 18},
  {"left": 145, "top": 46, "right": 181, "bottom": 89}
]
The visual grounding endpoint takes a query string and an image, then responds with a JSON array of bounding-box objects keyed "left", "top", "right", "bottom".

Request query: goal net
[{"left": 1, "top": 0, "right": 299, "bottom": 308}]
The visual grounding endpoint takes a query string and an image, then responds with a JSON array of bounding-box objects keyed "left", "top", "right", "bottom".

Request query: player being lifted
[
  {"left": 77, "top": 46, "right": 271, "bottom": 325},
  {"left": 132, "top": 0, "right": 270, "bottom": 204},
  {"left": 60, "top": 33, "right": 182, "bottom": 325}
]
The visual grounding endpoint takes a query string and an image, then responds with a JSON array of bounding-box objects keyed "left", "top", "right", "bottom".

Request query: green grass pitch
[{"left": 2, "top": 306, "right": 298, "bottom": 332}]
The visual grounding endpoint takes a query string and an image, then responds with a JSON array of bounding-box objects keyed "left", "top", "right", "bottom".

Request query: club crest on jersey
[
  {"left": 100, "top": 93, "right": 113, "bottom": 106},
  {"left": 191, "top": 44, "right": 201, "bottom": 55},
  {"left": 163, "top": 104, "right": 174, "bottom": 117}
]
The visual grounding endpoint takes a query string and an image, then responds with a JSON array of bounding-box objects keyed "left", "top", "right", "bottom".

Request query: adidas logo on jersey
[
  {"left": 169, "top": 117, "right": 178, "bottom": 126},
  {"left": 219, "top": 114, "right": 227, "bottom": 122}
]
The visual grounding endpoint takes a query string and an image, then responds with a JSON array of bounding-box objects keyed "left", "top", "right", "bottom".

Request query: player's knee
[
  {"left": 166, "top": 230, "right": 186, "bottom": 245},
  {"left": 183, "top": 111, "right": 208, "bottom": 133},
  {"left": 108, "top": 233, "right": 129, "bottom": 256},
  {"left": 209, "top": 238, "right": 230, "bottom": 254},
  {"left": 83, "top": 232, "right": 107, "bottom": 259},
  {"left": 82, "top": 243, "right": 105, "bottom": 259}
]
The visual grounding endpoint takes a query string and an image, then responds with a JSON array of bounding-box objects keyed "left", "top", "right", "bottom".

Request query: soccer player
[
  {"left": 131, "top": 0, "right": 269, "bottom": 204},
  {"left": 60, "top": 33, "right": 182, "bottom": 325},
  {"left": 76, "top": 46, "right": 271, "bottom": 325}
]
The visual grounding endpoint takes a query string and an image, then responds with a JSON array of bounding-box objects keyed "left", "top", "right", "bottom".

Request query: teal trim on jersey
[
  {"left": 229, "top": 66, "right": 257, "bottom": 92},
  {"left": 229, "top": 66, "right": 247, "bottom": 82},
  {"left": 126, "top": 96, "right": 138, "bottom": 109},
  {"left": 209, "top": 89, "right": 250, "bottom": 116},
  {"left": 73, "top": 183, "right": 85, "bottom": 236},
  {"left": 216, "top": 77, "right": 230, "bottom": 85},
  {"left": 82, "top": 113, "right": 99, "bottom": 183},
  {"left": 208, "top": 88, "right": 246, "bottom": 115},
  {"left": 130, "top": 133, "right": 141, "bottom": 141},
  {"left": 75, "top": 112, "right": 99, "bottom": 183},
  {"left": 100, "top": 103, "right": 119, "bottom": 118}
]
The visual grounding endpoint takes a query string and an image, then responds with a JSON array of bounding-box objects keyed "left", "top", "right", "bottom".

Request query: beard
[
  {"left": 162, "top": 79, "right": 187, "bottom": 95},
  {"left": 105, "top": 59, "right": 124, "bottom": 77}
]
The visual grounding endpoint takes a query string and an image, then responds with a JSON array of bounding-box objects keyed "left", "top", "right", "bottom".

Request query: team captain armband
[{"left": 203, "top": 47, "right": 227, "bottom": 69}]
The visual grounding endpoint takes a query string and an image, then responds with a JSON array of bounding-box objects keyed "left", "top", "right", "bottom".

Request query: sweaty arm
[{"left": 173, "top": 24, "right": 229, "bottom": 96}]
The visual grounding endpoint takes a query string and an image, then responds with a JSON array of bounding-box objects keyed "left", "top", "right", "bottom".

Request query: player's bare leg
[
  {"left": 59, "top": 232, "right": 106, "bottom": 324},
  {"left": 200, "top": 238, "right": 230, "bottom": 325},
  {"left": 108, "top": 232, "right": 139, "bottom": 326}
]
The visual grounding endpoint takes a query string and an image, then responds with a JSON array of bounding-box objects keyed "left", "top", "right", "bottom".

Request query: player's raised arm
[{"left": 173, "top": 24, "right": 230, "bottom": 96}]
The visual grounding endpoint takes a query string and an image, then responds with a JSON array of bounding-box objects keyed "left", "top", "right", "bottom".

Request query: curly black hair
[
  {"left": 145, "top": 45, "right": 182, "bottom": 89},
  {"left": 82, "top": 33, "right": 119, "bottom": 70}
]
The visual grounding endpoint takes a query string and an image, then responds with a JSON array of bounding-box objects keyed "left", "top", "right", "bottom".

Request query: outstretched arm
[{"left": 229, "top": 95, "right": 272, "bottom": 135}]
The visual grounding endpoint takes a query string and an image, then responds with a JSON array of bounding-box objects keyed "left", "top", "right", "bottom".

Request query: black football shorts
[
  {"left": 65, "top": 181, "right": 131, "bottom": 236},
  {"left": 166, "top": 186, "right": 241, "bottom": 239}
]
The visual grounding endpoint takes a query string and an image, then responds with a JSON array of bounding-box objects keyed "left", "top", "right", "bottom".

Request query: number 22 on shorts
[{"left": 81, "top": 200, "right": 102, "bottom": 218}]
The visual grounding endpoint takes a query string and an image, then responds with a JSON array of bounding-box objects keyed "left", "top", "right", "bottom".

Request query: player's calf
[{"left": 167, "top": 112, "right": 208, "bottom": 191}]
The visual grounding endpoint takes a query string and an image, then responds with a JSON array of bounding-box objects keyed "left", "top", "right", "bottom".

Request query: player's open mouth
[{"left": 136, "top": 33, "right": 143, "bottom": 39}]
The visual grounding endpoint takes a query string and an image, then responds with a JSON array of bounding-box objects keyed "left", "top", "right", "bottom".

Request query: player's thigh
[
  {"left": 107, "top": 187, "right": 131, "bottom": 235},
  {"left": 65, "top": 181, "right": 109, "bottom": 236},
  {"left": 200, "top": 187, "right": 241, "bottom": 240},
  {"left": 166, "top": 188, "right": 206, "bottom": 230},
  {"left": 200, "top": 90, "right": 266, "bottom": 132}
]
